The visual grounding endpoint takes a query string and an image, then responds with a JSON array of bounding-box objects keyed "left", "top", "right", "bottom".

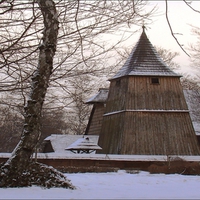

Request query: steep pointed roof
[{"left": 111, "top": 27, "right": 180, "bottom": 80}]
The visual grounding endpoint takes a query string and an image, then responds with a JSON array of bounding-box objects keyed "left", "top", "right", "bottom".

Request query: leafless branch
[
  {"left": 183, "top": 0, "right": 200, "bottom": 14},
  {"left": 165, "top": 0, "right": 190, "bottom": 57}
]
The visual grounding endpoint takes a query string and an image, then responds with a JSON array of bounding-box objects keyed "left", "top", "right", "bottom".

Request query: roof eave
[{"left": 109, "top": 73, "right": 182, "bottom": 81}]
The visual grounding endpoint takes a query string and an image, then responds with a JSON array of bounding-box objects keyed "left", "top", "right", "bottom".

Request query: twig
[
  {"left": 165, "top": 0, "right": 190, "bottom": 57},
  {"left": 183, "top": 0, "right": 200, "bottom": 14}
]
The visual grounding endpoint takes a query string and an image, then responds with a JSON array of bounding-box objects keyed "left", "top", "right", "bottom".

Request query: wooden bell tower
[{"left": 97, "top": 27, "right": 200, "bottom": 155}]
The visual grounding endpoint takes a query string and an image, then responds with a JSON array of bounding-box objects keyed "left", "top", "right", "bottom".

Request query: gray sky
[
  {"left": 145, "top": 1, "right": 200, "bottom": 73},
  {"left": 106, "top": 1, "right": 200, "bottom": 75},
  {"left": 100, "top": 1, "right": 200, "bottom": 77}
]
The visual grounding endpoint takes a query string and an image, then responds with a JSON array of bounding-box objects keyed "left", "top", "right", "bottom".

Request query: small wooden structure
[
  {"left": 85, "top": 88, "right": 109, "bottom": 135},
  {"left": 39, "top": 134, "right": 99, "bottom": 154},
  {"left": 65, "top": 137, "right": 102, "bottom": 154},
  {"left": 97, "top": 27, "right": 200, "bottom": 155}
]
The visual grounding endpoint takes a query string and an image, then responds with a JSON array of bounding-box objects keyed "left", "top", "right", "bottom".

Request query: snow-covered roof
[
  {"left": 111, "top": 28, "right": 180, "bottom": 80},
  {"left": 2, "top": 153, "right": 200, "bottom": 162},
  {"left": 44, "top": 134, "right": 99, "bottom": 154},
  {"left": 85, "top": 88, "right": 109, "bottom": 104},
  {"left": 193, "top": 122, "right": 200, "bottom": 136},
  {"left": 183, "top": 89, "right": 200, "bottom": 135},
  {"left": 65, "top": 137, "right": 102, "bottom": 152}
]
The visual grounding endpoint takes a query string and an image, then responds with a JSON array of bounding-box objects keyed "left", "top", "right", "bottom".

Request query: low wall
[
  {"left": 33, "top": 158, "right": 155, "bottom": 172},
  {"left": 1, "top": 154, "right": 200, "bottom": 173}
]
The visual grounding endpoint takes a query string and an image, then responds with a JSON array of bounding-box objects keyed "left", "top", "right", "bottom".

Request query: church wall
[
  {"left": 106, "top": 76, "right": 188, "bottom": 113},
  {"left": 85, "top": 103, "right": 105, "bottom": 135},
  {"left": 122, "top": 112, "right": 200, "bottom": 155},
  {"left": 126, "top": 76, "right": 188, "bottom": 110},
  {"left": 97, "top": 75, "right": 200, "bottom": 155},
  {"left": 98, "top": 111, "right": 200, "bottom": 155}
]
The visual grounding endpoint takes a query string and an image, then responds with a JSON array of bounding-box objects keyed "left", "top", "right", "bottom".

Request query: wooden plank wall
[
  {"left": 123, "top": 112, "right": 200, "bottom": 155},
  {"left": 99, "top": 112, "right": 200, "bottom": 155},
  {"left": 86, "top": 103, "right": 105, "bottom": 135},
  {"left": 105, "top": 77, "right": 128, "bottom": 113},
  {"left": 98, "top": 76, "right": 200, "bottom": 155},
  {"left": 106, "top": 76, "right": 188, "bottom": 112},
  {"left": 128, "top": 76, "right": 188, "bottom": 110},
  {"left": 98, "top": 113, "right": 125, "bottom": 153}
]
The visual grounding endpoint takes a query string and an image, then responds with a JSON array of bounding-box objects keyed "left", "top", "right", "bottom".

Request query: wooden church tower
[{"left": 97, "top": 27, "right": 200, "bottom": 155}]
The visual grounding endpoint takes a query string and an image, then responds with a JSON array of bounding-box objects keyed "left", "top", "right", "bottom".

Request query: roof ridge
[{"left": 110, "top": 29, "right": 180, "bottom": 80}]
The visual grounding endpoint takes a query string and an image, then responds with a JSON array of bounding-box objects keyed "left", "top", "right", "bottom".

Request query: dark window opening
[{"left": 151, "top": 77, "right": 159, "bottom": 84}]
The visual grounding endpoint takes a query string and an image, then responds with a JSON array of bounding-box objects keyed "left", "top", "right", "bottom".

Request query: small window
[{"left": 151, "top": 77, "right": 159, "bottom": 84}]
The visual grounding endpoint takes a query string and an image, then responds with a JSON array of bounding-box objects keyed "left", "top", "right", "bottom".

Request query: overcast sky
[
  {"left": 144, "top": 1, "right": 200, "bottom": 74},
  {"left": 106, "top": 1, "right": 200, "bottom": 76}
]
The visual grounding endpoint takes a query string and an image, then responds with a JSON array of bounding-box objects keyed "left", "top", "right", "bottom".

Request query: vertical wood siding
[
  {"left": 99, "top": 112, "right": 200, "bottom": 155},
  {"left": 98, "top": 76, "right": 200, "bottom": 155},
  {"left": 86, "top": 104, "right": 105, "bottom": 135},
  {"left": 106, "top": 76, "right": 188, "bottom": 112}
]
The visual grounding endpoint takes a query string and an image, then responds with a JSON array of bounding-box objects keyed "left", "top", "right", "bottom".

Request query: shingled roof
[
  {"left": 111, "top": 27, "right": 180, "bottom": 80},
  {"left": 85, "top": 88, "right": 109, "bottom": 104}
]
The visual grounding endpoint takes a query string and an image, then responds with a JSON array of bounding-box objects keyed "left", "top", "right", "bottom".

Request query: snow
[
  {"left": 85, "top": 88, "right": 109, "bottom": 103},
  {"left": 65, "top": 137, "right": 102, "bottom": 151},
  {"left": 2, "top": 153, "right": 200, "bottom": 162},
  {"left": 43, "top": 134, "right": 99, "bottom": 154},
  {"left": 1, "top": 170, "right": 200, "bottom": 199},
  {"left": 104, "top": 109, "right": 190, "bottom": 116}
]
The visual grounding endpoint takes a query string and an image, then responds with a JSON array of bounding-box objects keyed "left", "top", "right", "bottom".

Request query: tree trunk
[
  {"left": 0, "top": 0, "right": 74, "bottom": 189},
  {"left": 6, "top": 0, "right": 59, "bottom": 166}
]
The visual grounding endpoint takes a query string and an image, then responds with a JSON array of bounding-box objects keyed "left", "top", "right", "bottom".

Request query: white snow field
[{"left": 1, "top": 170, "right": 200, "bottom": 199}]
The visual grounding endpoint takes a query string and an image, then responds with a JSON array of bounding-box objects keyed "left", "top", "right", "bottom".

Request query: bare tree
[
  {"left": 0, "top": 0, "right": 153, "bottom": 135},
  {"left": 0, "top": 0, "right": 152, "bottom": 188},
  {"left": 0, "top": 102, "right": 68, "bottom": 153},
  {"left": 189, "top": 26, "right": 200, "bottom": 67},
  {"left": 156, "top": 46, "right": 180, "bottom": 70},
  {"left": 0, "top": 105, "right": 23, "bottom": 152},
  {"left": 0, "top": 0, "right": 199, "bottom": 189},
  {"left": 0, "top": 0, "right": 152, "bottom": 107},
  {"left": 65, "top": 74, "right": 98, "bottom": 135},
  {"left": 0, "top": 0, "right": 75, "bottom": 188}
]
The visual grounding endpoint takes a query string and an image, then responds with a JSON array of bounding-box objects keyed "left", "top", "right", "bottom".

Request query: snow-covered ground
[{"left": 1, "top": 170, "right": 200, "bottom": 199}]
